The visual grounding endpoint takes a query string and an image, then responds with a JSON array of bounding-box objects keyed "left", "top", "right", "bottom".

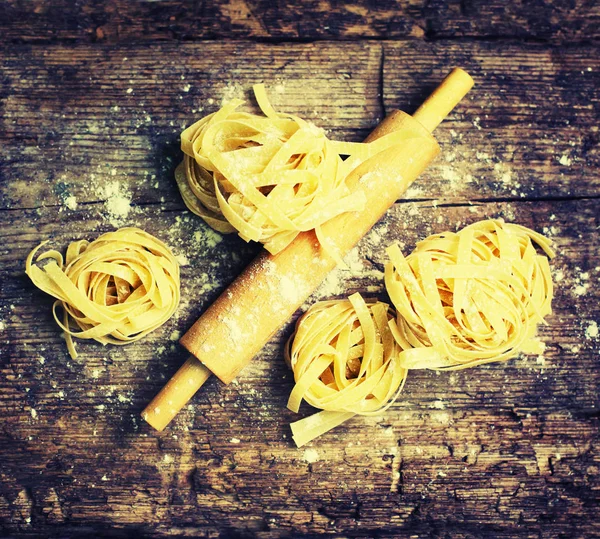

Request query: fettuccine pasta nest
[
  {"left": 286, "top": 219, "right": 555, "bottom": 446},
  {"left": 385, "top": 219, "right": 555, "bottom": 370},
  {"left": 25, "top": 227, "right": 180, "bottom": 359},
  {"left": 286, "top": 293, "right": 407, "bottom": 447},
  {"left": 175, "top": 84, "right": 407, "bottom": 256}
]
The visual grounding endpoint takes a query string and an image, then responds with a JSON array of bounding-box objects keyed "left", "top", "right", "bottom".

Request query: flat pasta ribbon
[
  {"left": 384, "top": 219, "right": 555, "bottom": 370},
  {"left": 286, "top": 293, "right": 407, "bottom": 447},
  {"left": 25, "top": 227, "right": 180, "bottom": 359},
  {"left": 175, "top": 84, "right": 414, "bottom": 256}
]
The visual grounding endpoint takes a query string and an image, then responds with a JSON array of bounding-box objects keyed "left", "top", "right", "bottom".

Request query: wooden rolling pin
[{"left": 142, "top": 68, "right": 474, "bottom": 431}]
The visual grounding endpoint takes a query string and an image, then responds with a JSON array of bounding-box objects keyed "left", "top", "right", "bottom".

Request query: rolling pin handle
[
  {"left": 413, "top": 67, "right": 474, "bottom": 133},
  {"left": 141, "top": 356, "right": 212, "bottom": 431}
]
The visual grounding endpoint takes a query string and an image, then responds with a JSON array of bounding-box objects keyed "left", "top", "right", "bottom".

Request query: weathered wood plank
[
  {"left": 1, "top": 0, "right": 599, "bottom": 44},
  {"left": 1, "top": 41, "right": 598, "bottom": 217},
  {"left": 1, "top": 33, "right": 599, "bottom": 539},
  {"left": 1, "top": 197, "right": 599, "bottom": 537},
  {"left": 383, "top": 40, "right": 600, "bottom": 201},
  {"left": 0, "top": 41, "right": 383, "bottom": 215}
]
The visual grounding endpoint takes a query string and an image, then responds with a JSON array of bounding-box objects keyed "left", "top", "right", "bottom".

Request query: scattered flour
[
  {"left": 221, "top": 315, "right": 243, "bottom": 340},
  {"left": 382, "top": 426, "right": 394, "bottom": 437},
  {"left": 176, "top": 254, "right": 189, "bottom": 266},
  {"left": 279, "top": 275, "right": 299, "bottom": 303},
  {"left": 440, "top": 165, "right": 461, "bottom": 186},
  {"left": 562, "top": 268, "right": 592, "bottom": 298},
  {"left": 315, "top": 269, "right": 345, "bottom": 297},
  {"left": 192, "top": 226, "right": 223, "bottom": 252},
  {"left": 520, "top": 337, "right": 546, "bottom": 356},
  {"left": 220, "top": 82, "right": 243, "bottom": 103},
  {"left": 536, "top": 355, "right": 546, "bottom": 366},
  {"left": 542, "top": 225, "right": 560, "bottom": 237},
  {"left": 574, "top": 284, "right": 589, "bottom": 296},
  {"left": 366, "top": 222, "right": 389, "bottom": 248},
  {"left": 64, "top": 195, "right": 78, "bottom": 210},
  {"left": 572, "top": 271, "right": 590, "bottom": 296},
  {"left": 344, "top": 248, "right": 365, "bottom": 272},
  {"left": 585, "top": 321, "right": 598, "bottom": 340},
  {"left": 307, "top": 244, "right": 386, "bottom": 302},
  {"left": 303, "top": 448, "right": 320, "bottom": 463},
  {"left": 558, "top": 154, "right": 572, "bottom": 166},
  {"left": 98, "top": 181, "right": 132, "bottom": 225}
]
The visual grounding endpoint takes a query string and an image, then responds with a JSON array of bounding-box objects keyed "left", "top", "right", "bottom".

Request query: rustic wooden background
[{"left": 1, "top": 1, "right": 599, "bottom": 538}]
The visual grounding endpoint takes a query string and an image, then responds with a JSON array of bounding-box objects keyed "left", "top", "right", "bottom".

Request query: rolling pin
[{"left": 142, "top": 68, "right": 474, "bottom": 431}]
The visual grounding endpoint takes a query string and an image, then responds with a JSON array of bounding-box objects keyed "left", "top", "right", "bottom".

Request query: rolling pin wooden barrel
[{"left": 142, "top": 68, "right": 474, "bottom": 431}]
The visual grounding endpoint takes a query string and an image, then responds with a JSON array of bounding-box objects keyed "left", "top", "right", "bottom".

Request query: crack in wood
[
  {"left": 393, "top": 193, "right": 600, "bottom": 207},
  {"left": 5, "top": 34, "right": 600, "bottom": 46},
  {"left": 378, "top": 43, "right": 386, "bottom": 119},
  {"left": 3, "top": 192, "right": 598, "bottom": 215}
]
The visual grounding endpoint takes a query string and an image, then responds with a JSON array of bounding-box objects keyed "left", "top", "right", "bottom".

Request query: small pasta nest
[
  {"left": 175, "top": 84, "right": 407, "bottom": 256},
  {"left": 286, "top": 293, "right": 407, "bottom": 447},
  {"left": 384, "top": 219, "right": 555, "bottom": 370},
  {"left": 25, "top": 227, "right": 180, "bottom": 359}
]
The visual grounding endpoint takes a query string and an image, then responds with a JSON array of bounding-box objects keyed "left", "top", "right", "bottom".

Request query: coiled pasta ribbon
[
  {"left": 286, "top": 293, "right": 407, "bottom": 447},
  {"left": 385, "top": 219, "right": 555, "bottom": 370},
  {"left": 286, "top": 220, "right": 554, "bottom": 446},
  {"left": 175, "top": 84, "right": 410, "bottom": 255},
  {"left": 25, "top": 227, "right": 180, "bottom": 359}
]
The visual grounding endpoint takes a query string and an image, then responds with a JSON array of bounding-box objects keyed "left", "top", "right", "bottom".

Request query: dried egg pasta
[
  {"left": 25, "top": 228, "right": 180, "bottom": 359},
  {"left": 385, "top": 219, "right": 555, "bottom": 370},
  {"left": 286, "top": 293, "right": 407, "bottom": 447},
  {"left": 287, "top": 220, "right": 554, "bottom": 446},
  {"left": 176, "top": 84, "right": 416, "bottom": 255}
]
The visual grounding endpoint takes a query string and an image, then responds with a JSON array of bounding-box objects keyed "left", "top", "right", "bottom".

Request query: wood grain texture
[
  {"left": 1, "top": 0, "right": 600, "bottom": 43},
  {"left": 1, "top": 36, "right": 599, "bottom": 539},
  {"left": 2, "top": 41, "right": 598, "bottom": 211},
  {"left": 1, "top": 200, "right": 599, "bottom": 538}
]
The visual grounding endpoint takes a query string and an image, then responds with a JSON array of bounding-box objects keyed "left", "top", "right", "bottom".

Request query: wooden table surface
[{"left": 1, "top": 2, "right": 599, "bottom": 538}]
